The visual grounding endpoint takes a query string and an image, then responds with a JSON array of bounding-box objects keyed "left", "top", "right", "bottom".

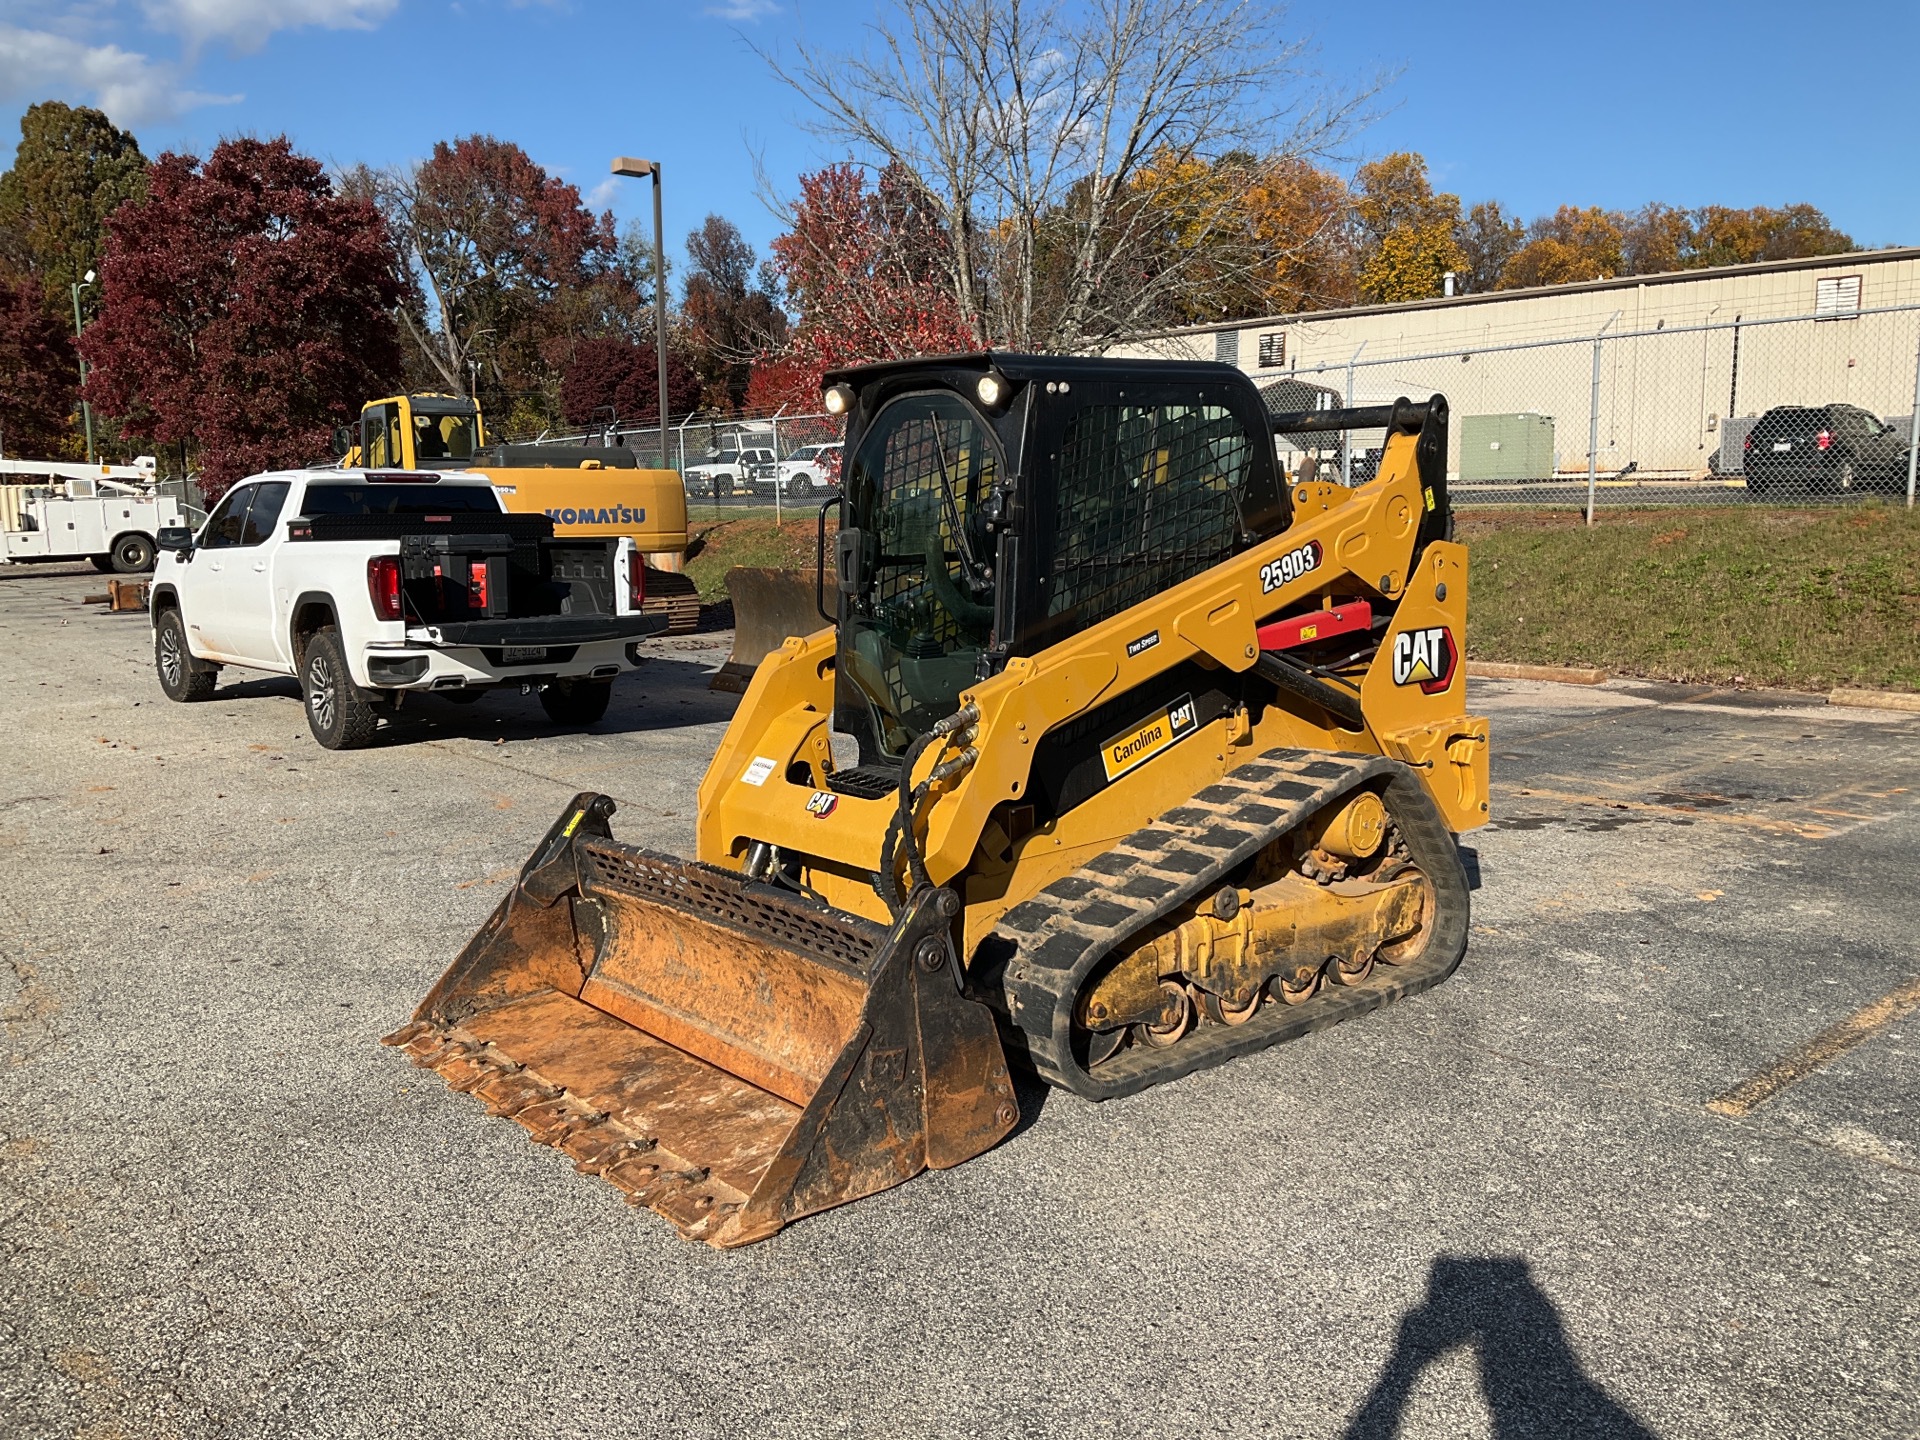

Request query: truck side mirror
[
  {"left": 157, "top": 526, "right": 195, "bottom": 555},
  {"left": 331, "top": 425, "right": 352, "bottom": 457}
]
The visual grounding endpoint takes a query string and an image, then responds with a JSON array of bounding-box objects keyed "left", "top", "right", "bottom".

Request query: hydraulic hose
[{"left": 885, "top": 703, "right": 980, "bottom": 911}]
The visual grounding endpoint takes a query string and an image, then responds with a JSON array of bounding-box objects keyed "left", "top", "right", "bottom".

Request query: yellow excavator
[
  {"left": 335, "top": 393, "right": 700, "bottom": 632},
  {"left": 386, "top": 354, "right": 1489, "bottom": 1247}
]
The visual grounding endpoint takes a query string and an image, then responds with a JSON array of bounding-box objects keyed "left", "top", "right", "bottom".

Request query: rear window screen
[{"left": 303, "top": 484, "right": 501, "bottom": 516}]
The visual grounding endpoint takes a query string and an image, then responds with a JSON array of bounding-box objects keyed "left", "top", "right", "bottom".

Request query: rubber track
[{"left": 994, "top": 747, "right": 1472, "bottom": 1100}]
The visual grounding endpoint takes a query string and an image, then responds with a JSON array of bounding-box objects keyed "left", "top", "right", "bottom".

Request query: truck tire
[
  {"left": 90, "top": 554, "right": 115, "bottom": 573},
  {"left": 539, "top": 678, "right": 612, "bottom": 727},
  {"left": 789, "top": 474, "right": 813, "bottom": 498},
  {"left": 111, "top": 533, "right": 156, "bottom": 573},
  {"left": 303, "top": 626, "right": 381, "bottom": 750},
  {"left": 155, "top": 608, "right": 217, "bottom": 702}
]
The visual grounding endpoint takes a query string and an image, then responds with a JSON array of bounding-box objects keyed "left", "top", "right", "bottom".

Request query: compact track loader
[{"left": 387, "top": 354, "right": 1489, "bottom": 1247}]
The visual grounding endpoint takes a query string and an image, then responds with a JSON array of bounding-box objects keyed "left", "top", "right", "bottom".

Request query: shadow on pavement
[
  {"left": 195, "top": 658, "right": 740, "bottom": 745},
  {"left": 1342, "top": 1255, "right": 1659, "bottom": 1440}
]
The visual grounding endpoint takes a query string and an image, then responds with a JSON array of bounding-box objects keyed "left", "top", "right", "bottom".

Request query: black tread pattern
[{"left": 993, "top": 747, "right": 1471, "bottom": 1100}]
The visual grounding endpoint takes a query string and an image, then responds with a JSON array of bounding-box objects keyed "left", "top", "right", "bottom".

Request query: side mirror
[
  {"left": 157, "top": 526, "right": 195, "bottom": 555},
  {"left": 331, "top": 425, "right": 352, "bottom": 457}
]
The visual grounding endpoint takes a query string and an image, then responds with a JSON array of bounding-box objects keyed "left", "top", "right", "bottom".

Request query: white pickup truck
[{"left": 149, "top": 468, "right": 666, "bottom": 749}]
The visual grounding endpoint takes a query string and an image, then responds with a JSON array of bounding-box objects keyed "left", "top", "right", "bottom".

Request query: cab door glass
[
  {"left": 200, "top": 486, "right": 254, "bottom": 548},
  {"left": 238, "top": 481, "right": 292, "bottom": 546},
  {"left": 363, "top": 404, "right": 401, "bottom": 468}
]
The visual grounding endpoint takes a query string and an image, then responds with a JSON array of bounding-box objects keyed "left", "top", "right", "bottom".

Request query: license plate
[
  {"left": 502, "top": 646, "right": 547, "bottom": 664},
  {"left": 1772, "top": 441, "right": 1792, "bottom": 451}
]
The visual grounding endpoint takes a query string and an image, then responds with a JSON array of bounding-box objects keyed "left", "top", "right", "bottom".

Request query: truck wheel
[
  {"left": 303, "top": 627, "right": 380, "bottom": 749},
  {"left": 155, "top": 609, "right": 217, "bottom": 702},
  {"left": 111, "top": 533, "right": 156, "bottom": 573},
  {"left": 790, "top": 474, "right": 813, "bottom": 498},
  {"left": 540, "top": 678, "right": 612, "bottom": 726},
  {"left": 90, "top": 554, "right": 115, "bottom": 573}
]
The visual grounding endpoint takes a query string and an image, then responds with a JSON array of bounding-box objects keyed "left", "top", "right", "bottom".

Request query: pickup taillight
[
  {"left": 368, "top": 555, "right": 403, "bottom": 621},
  {"left": 1815, "top": 430, "right": 1833, "bottom": 451},
  {"left": 628, "top": 556, "right": 646, "bottom": 611},
  {"left": 468, "top": 561, "right": 489, "bottom": 611}
]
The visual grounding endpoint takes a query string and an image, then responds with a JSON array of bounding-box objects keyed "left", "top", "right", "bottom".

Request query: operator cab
[{"left": 824, "top": 352, "right": 1290, "bottom": 763}]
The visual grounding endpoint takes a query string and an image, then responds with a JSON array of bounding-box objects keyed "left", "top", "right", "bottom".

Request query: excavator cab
[
  {"left": 336, "top": 395, "right": 486, "bottom": 470},
  {"left": 389, "top": 352, "right": 1488, "bottom": 1247}
]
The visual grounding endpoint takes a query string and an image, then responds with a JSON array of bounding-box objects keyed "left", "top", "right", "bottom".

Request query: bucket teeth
[
  {"left": 391, "top": 1015, "right": 755, "bottom": 1241},
  {"left": 568, "top": 1132, "right": 656, "bottom": 1176},
  {"left": 472, "top": 1069, "right": 559, "bottom": 1117}
]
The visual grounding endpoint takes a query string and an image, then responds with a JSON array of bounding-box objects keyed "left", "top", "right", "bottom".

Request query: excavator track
[
  {"left": 640, "top": 568, "right": 702, "bottom": 635},
  {"left": 992, "top": 748, "right": 1471, "bottom": 1101}
]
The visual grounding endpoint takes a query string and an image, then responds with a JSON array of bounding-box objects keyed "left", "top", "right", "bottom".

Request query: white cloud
[
  {"left": 705, "top": 0, "right": 777, "bottom": 19},
  {"left": 140, "top": 0, "right": 400, "bottom": 53},
  {"left": 586, "top": 177, "right": 620, "bottom": 211},
  {"left": 0, "top": 23, "right": 239, "bottom": 124}
]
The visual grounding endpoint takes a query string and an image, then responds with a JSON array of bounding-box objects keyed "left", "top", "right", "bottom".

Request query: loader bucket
[
  {"left": 710, "top": 567, "right": 826, "bottom": 693},
  {"left": 385, "top": 794, "right": 1018, "bottom": 1247}
]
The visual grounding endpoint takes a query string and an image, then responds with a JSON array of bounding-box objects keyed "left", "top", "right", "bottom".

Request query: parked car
[
  {"left": 149, "top": 469, "right": 664, "bottom": 748},
  {"left": 749, "top": 442, "right": 844, "bottom": 499},
  {"left": 1743, "top": 404, "right": 1912, "bottom": 499},
  {"left": 684, "top": 445, "right": 775, "bottom": 498}
]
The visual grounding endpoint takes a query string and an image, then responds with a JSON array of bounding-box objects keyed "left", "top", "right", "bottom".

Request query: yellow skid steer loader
[{"left": 387, "top": 353, "right": 1489, "bottom": 1247}]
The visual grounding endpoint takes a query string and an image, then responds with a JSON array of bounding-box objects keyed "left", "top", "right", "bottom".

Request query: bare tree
[{"left": 763, "top": 0, "right": 1374, "bottom": 352}]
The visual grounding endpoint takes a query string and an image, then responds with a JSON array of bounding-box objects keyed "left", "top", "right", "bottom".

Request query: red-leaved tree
[
  {"left": 0, "top": 272, "right": 80, "bottom": 457},
  {"left": 559, "top": 337, "right": 701, "bottom": 427},
  {"left": 377, "top": 136, "right": 618, "bottom": 422},
  {"left": 751, "top": 163, "right": 977, "bottom": 411},
  {"left": 84, "top": 137, "right": 405, "bottom": 497}
]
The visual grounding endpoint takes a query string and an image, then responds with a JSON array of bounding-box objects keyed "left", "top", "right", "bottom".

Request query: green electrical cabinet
[{"left": 1460, "top": 412, "right": 1556, "bottom": 482}]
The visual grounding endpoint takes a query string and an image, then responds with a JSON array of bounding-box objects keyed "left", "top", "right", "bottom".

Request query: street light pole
[
  {"left": 71, "top": 270, "right": 96, "bottom": 464},
  {"left": 611, "top": 156, "right": 670, "bottom": 470}
]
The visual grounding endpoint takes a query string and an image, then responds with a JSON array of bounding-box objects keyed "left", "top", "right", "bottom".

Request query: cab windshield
[
  {"left": 840, "top": 391, "right": 998, "bottom": 757},
  {"left": 411, "top": 406, "right": 479, "bottom": 462}
]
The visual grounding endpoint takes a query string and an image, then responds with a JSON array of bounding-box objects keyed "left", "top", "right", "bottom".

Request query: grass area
[
  {"left": 683, "top": 513, "right": 820, "bottom": 600},
  {"left": 682, "top": 505, "right": 1920, "bottom": 694},
  {"left": 1461, "top": 504, "right": 1920, "bottom": 692}
]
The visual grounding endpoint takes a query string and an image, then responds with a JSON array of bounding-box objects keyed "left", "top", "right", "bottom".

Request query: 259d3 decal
[{"left": 1259, "top": 540, "right": 1322, "bottom": 593}]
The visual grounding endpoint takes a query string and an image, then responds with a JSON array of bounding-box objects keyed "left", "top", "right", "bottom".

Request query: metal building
[{"left": 1112, "top": 248, "right": 1920, "bottom": 482}]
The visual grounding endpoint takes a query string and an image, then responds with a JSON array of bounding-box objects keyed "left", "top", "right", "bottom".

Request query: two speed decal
[{"left": 1259, "top": 539, "right": 1323, "bottom": 593}]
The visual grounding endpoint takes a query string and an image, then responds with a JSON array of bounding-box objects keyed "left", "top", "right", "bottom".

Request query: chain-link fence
[
  {"left": 527, "top": 408, "right": 845, "bottom": 519},
  {"left": 536, "top": 412, "right": 842, "bottom": 473},
  {"left": 1265, "top": 302, "right": 1920, "bottom": 514}
]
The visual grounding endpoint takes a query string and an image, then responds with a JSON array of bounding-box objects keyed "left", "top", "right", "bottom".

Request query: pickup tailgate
[{"left": 293, "top": 511, "right": 667, "bottom": 645}]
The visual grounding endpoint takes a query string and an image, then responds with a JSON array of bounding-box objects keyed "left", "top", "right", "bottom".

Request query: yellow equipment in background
[
  {"left": 337, "top": 394, "right": 699, "bottom": 632},
  {"left": 388, "top": 354, "right": 1489, "bottom": 1247}
]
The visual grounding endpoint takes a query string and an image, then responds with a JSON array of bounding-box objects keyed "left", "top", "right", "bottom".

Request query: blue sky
[{"left": 3, "top": 0, "right": 1915, "bottom": 286}]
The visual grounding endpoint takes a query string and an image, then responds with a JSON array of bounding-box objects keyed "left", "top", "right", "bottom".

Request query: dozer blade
[
  {"left": 710, "top": 567, "right": 824, "bottom": 693},
  {"left": 385, "top": 794, "right": 1017, "bottom": 1248}
]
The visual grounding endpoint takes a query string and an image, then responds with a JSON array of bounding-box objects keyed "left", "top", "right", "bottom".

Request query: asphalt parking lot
[{"left": 2, "top": 560, "right": 1916, "bottom": 1439}]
